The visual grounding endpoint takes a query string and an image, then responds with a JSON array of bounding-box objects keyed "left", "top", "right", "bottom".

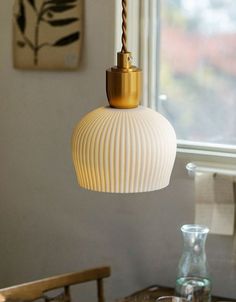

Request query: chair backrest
[{"left": 0, "top": 267, "right": 111, "bottom": 302}]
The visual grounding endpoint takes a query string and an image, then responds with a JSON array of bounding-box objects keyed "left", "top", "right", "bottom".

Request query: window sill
[{"left": 177, "top": 145, "right": 236, "bottom": 166}]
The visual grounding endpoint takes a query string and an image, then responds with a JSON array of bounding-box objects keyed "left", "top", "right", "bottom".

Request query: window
[
  {"left": 116, "top": 0, "right": 236, "bottom": 156},
  {"left": 159, "top": 0, "right": 236, "bottom": 151}
]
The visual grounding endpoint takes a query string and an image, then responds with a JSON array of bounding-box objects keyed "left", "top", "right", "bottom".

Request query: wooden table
[{"left": 123, "top": 285, "right": 236, "bottom": 302}]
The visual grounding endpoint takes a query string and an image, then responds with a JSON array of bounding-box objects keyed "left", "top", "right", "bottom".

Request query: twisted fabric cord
[{"left": 121, "top": 0, "right": 128, "bottom": 52}]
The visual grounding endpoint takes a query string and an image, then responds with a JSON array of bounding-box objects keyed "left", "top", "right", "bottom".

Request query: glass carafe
[{"left": 175, "top": 224, "right": 211, "bottom": 302}]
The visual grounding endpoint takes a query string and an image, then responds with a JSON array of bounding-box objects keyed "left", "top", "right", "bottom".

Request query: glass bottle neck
[
  {"left": 181, "top": 225, "right": 209, "bottom": 256},
  {"left": 182, "top": 233, "right": 207, "bottom": 256}
]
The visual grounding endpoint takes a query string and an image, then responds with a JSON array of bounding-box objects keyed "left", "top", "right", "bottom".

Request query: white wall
[{"left": 0, "top": 1, "right": 236, "bottom": 301}]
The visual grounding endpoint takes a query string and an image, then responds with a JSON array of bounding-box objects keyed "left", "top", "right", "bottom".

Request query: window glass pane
[{"left": 159, "top": 0, "right": 236, "bottom": 147}]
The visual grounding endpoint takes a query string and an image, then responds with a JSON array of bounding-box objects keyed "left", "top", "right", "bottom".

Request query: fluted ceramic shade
[{"left": 72, "top": 106, "right": 176, "bottom": 193}]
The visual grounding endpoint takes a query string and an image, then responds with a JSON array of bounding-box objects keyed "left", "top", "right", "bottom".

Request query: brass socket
[{"left": 106, "top": 52, "right": 142, "bottom": 109}]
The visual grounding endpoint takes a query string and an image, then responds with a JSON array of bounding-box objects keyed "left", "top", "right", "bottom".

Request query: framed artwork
[{"left": 13, "top": 0, "right": 82, "bottom": 70}]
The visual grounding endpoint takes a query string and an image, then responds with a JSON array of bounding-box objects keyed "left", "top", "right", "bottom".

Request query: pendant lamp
[{"left": 72, "top": 0, "right": 176, "bottom": 193}]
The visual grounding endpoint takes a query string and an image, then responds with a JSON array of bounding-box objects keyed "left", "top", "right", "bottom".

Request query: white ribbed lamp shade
[{"left": 72, "top": 106, "right": 176, "bottom": 193}]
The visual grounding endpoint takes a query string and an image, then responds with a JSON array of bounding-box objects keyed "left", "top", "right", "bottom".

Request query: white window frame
[{"left": 114, "top": 0, "right": 236, "bottom": 164}]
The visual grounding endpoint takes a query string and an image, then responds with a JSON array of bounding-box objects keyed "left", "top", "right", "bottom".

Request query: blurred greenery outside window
[{"left": 158, "top": 0, "right": 236, "bottom": 153}]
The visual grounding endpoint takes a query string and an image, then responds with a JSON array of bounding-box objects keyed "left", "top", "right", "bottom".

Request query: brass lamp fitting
[{"left": 106, "top": 52, "right": 142, "bottom": 109}]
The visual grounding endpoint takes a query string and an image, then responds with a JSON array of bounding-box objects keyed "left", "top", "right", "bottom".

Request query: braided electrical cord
[{"left": 121, "top": 0, "right": 128, "bottom": 52}]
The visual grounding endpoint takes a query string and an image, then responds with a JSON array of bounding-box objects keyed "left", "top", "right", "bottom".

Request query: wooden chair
[{"left": 0, "top": 267, "right": 111, "bottom": 302}]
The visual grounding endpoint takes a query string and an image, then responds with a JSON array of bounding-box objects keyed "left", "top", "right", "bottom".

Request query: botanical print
[{"left": 13, "top": 0, "right": 82, "bottom": 70}]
